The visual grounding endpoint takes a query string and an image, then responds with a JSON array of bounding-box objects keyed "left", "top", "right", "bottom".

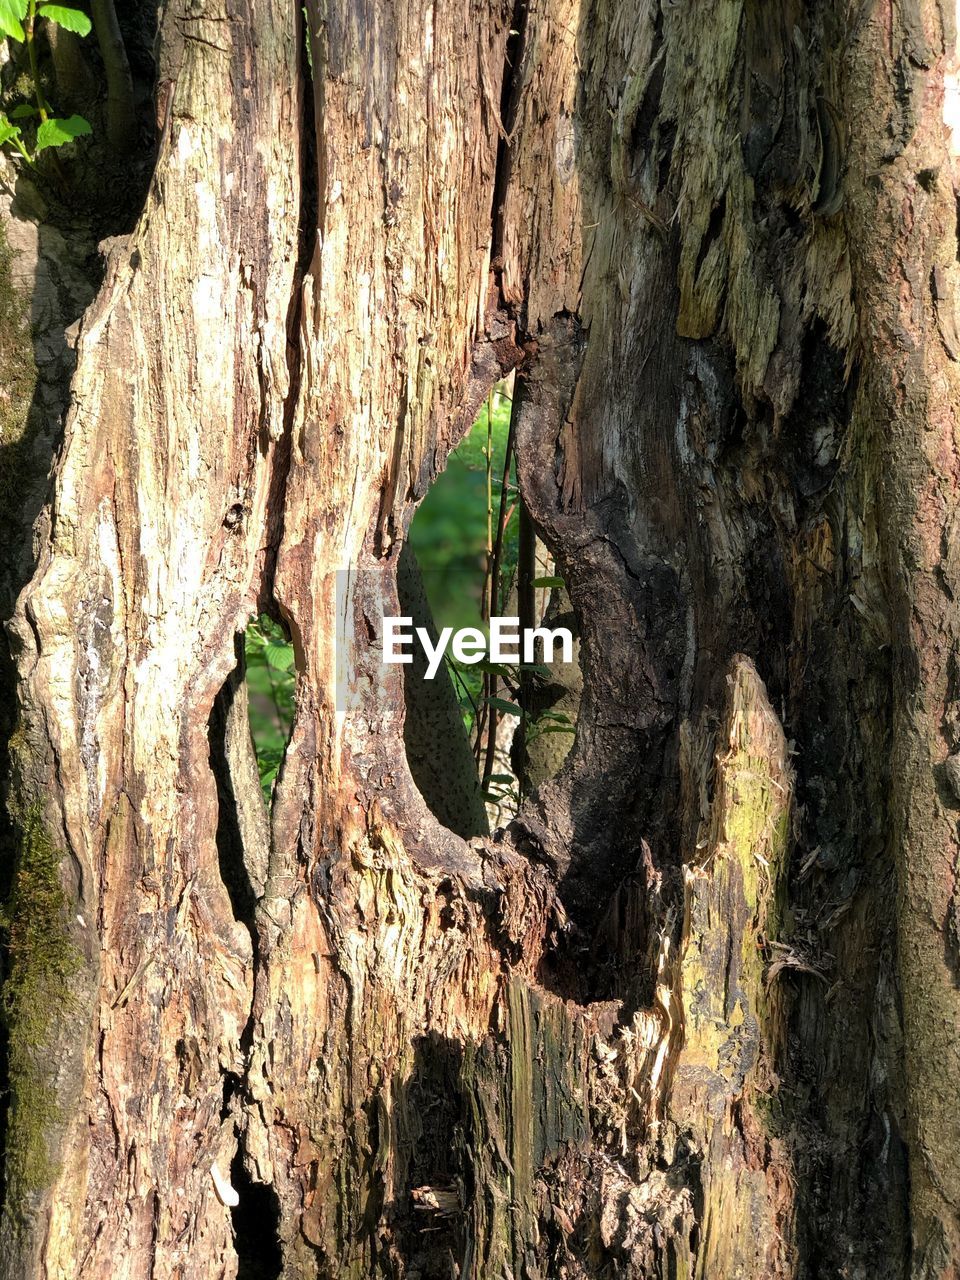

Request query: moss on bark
[{"left": 0, "top": 804, "right": 79, "bottom": 1204}]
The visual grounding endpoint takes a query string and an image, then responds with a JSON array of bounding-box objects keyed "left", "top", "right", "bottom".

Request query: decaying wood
[{"left": 3, "top": 0, "right": 960, "bottom": 1277}]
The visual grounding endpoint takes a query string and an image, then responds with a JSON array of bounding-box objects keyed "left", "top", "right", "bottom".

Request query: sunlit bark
[{"left": 3, "top": 2, "right": 960, "bottom": 1278}]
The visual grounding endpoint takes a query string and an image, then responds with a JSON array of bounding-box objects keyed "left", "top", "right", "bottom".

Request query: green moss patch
[{"left": 1, "top": 803, "right": 80, "bottom": 1198}]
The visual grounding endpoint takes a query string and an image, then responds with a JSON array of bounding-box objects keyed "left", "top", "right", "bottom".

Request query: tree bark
[
  {"left": 3, "top": 1, "right": 960, "bottom": 1278},
  {"left": 2, "top": 1, "right": 303, "bottom": 1274},
  {"left": 89, "top": 0, "right": 137, "bottom": 153}
]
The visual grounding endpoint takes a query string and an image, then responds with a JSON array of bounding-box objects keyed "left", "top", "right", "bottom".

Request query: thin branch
[{"left": 479, "top": 396, "right": 519, "bottom": 791}]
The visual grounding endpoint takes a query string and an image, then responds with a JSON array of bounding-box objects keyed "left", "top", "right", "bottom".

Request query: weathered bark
[
  {"left": 2, "top": 1, "right": 302, "bottom": 1274},
  {"left": 3, "top": 0, "right": 960, "bottom": 1278},
  {"left": 513, "top": 583, "right": 581, "bottom": 791}
]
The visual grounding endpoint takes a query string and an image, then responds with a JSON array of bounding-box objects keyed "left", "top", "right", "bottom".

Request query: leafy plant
[
  {"left": 473, "top": 661, "right": 576, "bottom": 800},
  {"left": 0, "top": 0, "right": 92, "bottom": 162},
  {"left": 245, "top": 616, "right": 296, "bottom": 799},
  {"left": 410, "top": 384, "right": 516, "bottom": 731}
]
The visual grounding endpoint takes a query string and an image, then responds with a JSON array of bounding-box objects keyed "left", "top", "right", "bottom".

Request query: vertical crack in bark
[
  {"left": 490, "top": 0, "right": 530, "bottom": 287},
  {"left": 257, "top": 6, "right": 318, "bottom": 628},
  {"left": 208, "top": 635, "right": 264, "bottom": 935},
  {"left": 221, "top": 10, "right": 320, "bottom": 1269}
]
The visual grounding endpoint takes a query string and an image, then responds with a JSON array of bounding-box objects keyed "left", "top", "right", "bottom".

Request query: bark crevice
[{"left": 208, "top": 634, "right": 267, "bottom": 935}]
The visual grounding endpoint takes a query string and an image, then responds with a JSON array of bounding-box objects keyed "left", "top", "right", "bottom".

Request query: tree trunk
[{"left": 3, "top": 1, "right": 960, "bottom": 1278}]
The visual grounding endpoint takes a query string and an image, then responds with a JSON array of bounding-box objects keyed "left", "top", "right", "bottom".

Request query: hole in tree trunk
[
  {"left": 209, "top": 631, "right": 277, "bottom": 929},
  {"left": 233, "top": 392, "right": 584, "bottom": 848},
  {"left": 391, "top": 1032, "right": 469, "bottom": 1275},
  {"left": 230, "top": 1147, "right": 283, "bottom": 1280},
  {"left": 243, "top": 615, "right": 296, "bottom": 805},
  {"left": 406, "top": 384, "right": 516, "bottom": 832},
  {"left": 406, "top": 381, "right": 581, "bottom": 833}
]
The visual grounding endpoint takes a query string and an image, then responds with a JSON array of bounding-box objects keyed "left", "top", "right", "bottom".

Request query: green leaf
[
  {"left": 0, "top": 0, "right": 27, "bottom": 41},
  {"left": 487, "top": 774, "right": 514, "bottom": 784},
  {"left": 35, "top": 113, "right": 91, "bottom": 152},
  {"left": 0, "top": 116, "right": 21, "bottom": 148},
  {"left": 265, "top": 641, "right": 294, "bottom": 671},
  {"left": 37, "top": 3, "right": 91, "bottom": 34},
  {"left": 482, "top": 788, "right": 516, "bottom": 802},
  {"left": 485, "top": 697, "right": 522, "bottom": 717},
  {"left": 10, "top": 103, "right": 37, "bottom": 119},
  {"left": 532, "top": 575, "right": 564, "bottom": 588},
  {"left": 472, "top": 660, "right": 510, "bottom": 676}
]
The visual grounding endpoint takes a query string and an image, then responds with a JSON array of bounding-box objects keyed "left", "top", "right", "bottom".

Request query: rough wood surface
[
  {"left": 2, "top": 0, "right": 960, "bottom": 1277},
  {"left": 3, "top": 1, "right": 302, "bottom": 1274}
]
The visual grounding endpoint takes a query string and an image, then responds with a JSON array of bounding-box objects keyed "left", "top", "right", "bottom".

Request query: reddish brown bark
[{"left": 2, "top": 1, "right": 960, "bottom": 1278}]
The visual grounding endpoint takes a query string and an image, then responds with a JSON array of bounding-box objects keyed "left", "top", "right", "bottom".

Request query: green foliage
[
  {"left": 412, "top": 390, "right": 515, "bottom": 626},
  {"left": 0, "top": 0, "right": 93, "bottom": 164},
  {"left": 0, "top": 0, "right": 25, "bottom": 41},
  {"left": 1, "top": 804, "right": 81, "bottom": 1196},
  {"left": 0, "top": 0, "right": 90, "bottom": 39},
  {"left": 411, "top": 387, "right": 517, "bottom": 725},
  {"left": 245, "top": 616, "right": 295, "bottom": 799},
  {"left": 35, "top": 111, "right": 90, "bottom": 151},
  {"left": 486, "top": 697, "right": 521, "bottom": 717},
  {"left": 0, "top": 114, "right": 31, "bottom": 162},
  {"left": 301, "top": 5, "right": 313, "bottom": 75},
  {"left": 0, "top": 114, "right": 22, "bottom": 147},
  {"left": 36, "top": 4, "right": 90, "bottom": 36}
]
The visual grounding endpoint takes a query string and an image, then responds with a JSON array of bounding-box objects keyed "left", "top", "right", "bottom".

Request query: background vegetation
[{"left": 246, "top": 387, "right": 517, "bottom": 798}]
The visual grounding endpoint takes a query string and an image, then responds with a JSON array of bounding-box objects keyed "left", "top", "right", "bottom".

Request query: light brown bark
[{"left": 3, "top": 2, "right": 302, "bottom": 1273}]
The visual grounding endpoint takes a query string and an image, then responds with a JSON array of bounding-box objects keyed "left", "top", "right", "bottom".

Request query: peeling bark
[{"left": 2, "top": 0, "right": 960, "bottom": 1278}]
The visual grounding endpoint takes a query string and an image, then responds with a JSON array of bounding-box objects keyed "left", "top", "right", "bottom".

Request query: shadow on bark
[
  {"left": 230, "top": 1146, "right": 283, "bottom": 1280},
  {"left": 388, "top": 1032, "right": 470, "bottom": 1277},
  {"left": 208, "top": 635, "right": 264, "bottom": 935}
]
